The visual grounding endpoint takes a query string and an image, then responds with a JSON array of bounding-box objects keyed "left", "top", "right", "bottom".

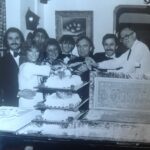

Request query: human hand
[
  {"left": 70, "top": 54, "right": 77, "bottom": 60},
  {"left": 85, "top": 57, "right": 97, "bottom": 70},
  {"left": 68, "top": 62, "right": 83, "bottom": 68},
  {"left": 77, "top": 63, "right": 88, "bottom": 73}
]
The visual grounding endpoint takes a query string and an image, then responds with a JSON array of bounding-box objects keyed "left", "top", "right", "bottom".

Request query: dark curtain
[
  {"left": 0, "top": 0, "right": 6, "bottom": 106},
  {"left": 0, "top": 0, "right": 6, "bottom": 54}
]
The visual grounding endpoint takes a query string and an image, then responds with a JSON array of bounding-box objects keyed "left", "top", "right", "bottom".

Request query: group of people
[{"left": 0, "top": 26, "right": 150, "bottom": 107}]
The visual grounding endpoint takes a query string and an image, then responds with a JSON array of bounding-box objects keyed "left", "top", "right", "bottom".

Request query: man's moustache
[
  {"left": 11, "top": 43, "right": 19, "bottom": 46},
  {"left": 106, "top": 49, "right": 113, "bottom": 52}
]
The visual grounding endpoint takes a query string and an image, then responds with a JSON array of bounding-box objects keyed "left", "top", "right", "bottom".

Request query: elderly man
[
  {"left": 67, "top": 36, "right": 96, "bottom": 105},
  {"left": 97, "top": 27, "right": 150, "bottom": 74},
  {"left": 0, "top": 27, "right": 24, "bottom": 106},
  {"left": 69, "top": 36, "right": 96, "bottom": 81}
]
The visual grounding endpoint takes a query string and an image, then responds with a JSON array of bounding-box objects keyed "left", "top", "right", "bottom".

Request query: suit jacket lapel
[{"left": 6, "top": 52, "right": 19, "bottom": 72}]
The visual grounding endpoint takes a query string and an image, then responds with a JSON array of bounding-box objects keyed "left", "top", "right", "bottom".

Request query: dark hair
[
  {"left": 3, "top": 27, "right": 25, "bottom": 48},
  {"left": 59, "top": 35, "right": 75, "bottom": 46},
  {"left": 102, "top": 34, "right": 118, "bottom": 45},
  {"left": 76, "top": 36, "right": 94, "bottom": 54},
  {"left": 26, "top": 32, "right": 33, "bottom": 42},
  {"left": 46, "top": 38, "right": 61, "bottom": 54},
  {"left": 32, "top": 28, "right": 49, "bottom": 40},
  {"left": 20, "top": 41, "right": 40, "bottom": 64},
  {"left": 22, "top": 41, "right": 39, "bottom": 55}
]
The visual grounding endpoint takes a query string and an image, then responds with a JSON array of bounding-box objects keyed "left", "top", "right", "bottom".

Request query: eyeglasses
[{"left": 120, "top": 32, "right": 134, "bottom": 42}]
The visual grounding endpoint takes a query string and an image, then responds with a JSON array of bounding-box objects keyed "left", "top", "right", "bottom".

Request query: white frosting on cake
[
  {"left": 45, "top": 74, "right": 83, "bottom": 88},
  {"left": 18, "top": 124, "right": 75, "bottom": 136},
  {"left": 17, "top": 124, "right": 43, "bottom": 134},
  {"left": 45, "top": 93, "right": 81, "bottom": 108},
  {"left": 41, "top": 124, "right": 75, "bottom": 135},
  {"left": 42, "top": 109, "right": 80, "bottom": 122},
  {"left": 19, "top": 92, "right": 43, "bottom": 109},
  {"left": 0, "top": 106, "right": 41, "bottom": 132},
  {"left": 41, "top": 124, "right": 66, "bottom": 135}
]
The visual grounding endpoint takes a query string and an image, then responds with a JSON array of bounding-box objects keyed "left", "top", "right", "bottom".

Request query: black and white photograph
[{"left": 1, "top": 0, "right": 150, "bottom": 150}]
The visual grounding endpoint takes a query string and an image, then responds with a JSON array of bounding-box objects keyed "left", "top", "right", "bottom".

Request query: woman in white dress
[{"left": 18, "top": 42, "right": 51, "bottom": 108}]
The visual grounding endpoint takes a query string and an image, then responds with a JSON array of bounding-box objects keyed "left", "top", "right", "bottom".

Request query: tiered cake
[
  {"left": 42, "top": 68, "right": 83, "bottom": 123},
  {"left": 45, "top": 68, "right": 83, "bottom": 89},
  {"left": 44, "top": 92, "right": 81, "bottom": 108},
  {"left": 17, "top": 67, "right": 85, "bottom": 135}
]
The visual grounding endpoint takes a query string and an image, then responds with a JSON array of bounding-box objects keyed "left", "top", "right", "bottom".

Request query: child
[
  {"left": 18, "top": 41, "right": 50, "bottom": 108},
  {"left": 59, "top": 35, "right": 76, "bottom": 64}
]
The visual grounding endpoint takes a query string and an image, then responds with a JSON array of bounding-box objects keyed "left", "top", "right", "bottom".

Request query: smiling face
[
  {"left": 33, "top": 32, "right": 47, "bottom": 50},
  {"left": 120, "top": 28, "right": 136, "bottom": 49},
  {"left": 27, "top": 47, "right": 40, "bottom": 63},
  {"left": 7, "top": 32, "right": 21, "bottom": 51},
  {"left": 103, "top": 38, "right": 117, "bottom": 57},
  {"left": 46, "top": 45, "right": 60, "bottom": 62},
  {"left": 77, "top": 39, "right": 92, "bottom": 58},
  {"left": 61, "top": 42, "right": 74, "bottom": 54}
]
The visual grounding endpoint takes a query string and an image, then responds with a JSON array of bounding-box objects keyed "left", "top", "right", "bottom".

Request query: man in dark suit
[
  {"left": 69, "top": 36, "right": 95, "bottom": 82},
  {"left": 0, "top": 27, "right": 24, "bottom": 106},
  {"left": 68, "top": 36, "right": 96, "bottom": 108},
  {"left": 94, "top": 34, "right": 119, "bottom": 62}
]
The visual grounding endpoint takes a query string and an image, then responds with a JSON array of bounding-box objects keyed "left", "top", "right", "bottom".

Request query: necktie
[
  {"left": 127, "top": 49, "right": 131, "bottom": 61},
  {"left": 13, "top": 52, "right": 20, "bottom": 57}
]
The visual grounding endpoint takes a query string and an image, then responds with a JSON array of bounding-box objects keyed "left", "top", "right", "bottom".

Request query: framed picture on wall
[{"left": 55, "top": 11, "right": 93, "bottom": 41}]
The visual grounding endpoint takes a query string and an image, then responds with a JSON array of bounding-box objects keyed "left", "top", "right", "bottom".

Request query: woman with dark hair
[
  {"left": 32, "top": 28, "right": 49, "bottom": 62},
  {"left": 43, "top": 38, "right": 62, "bottom": 66},
  {"left": 32, "top": 28, "right": 49, "bottom": 43}
]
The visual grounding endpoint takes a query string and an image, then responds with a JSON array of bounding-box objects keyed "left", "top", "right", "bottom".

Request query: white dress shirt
[
  {"left": 98, "top": 40, "right": 150, "bottom": 74},
  {"left": 105, "top": 53, "right": 116, "bottom": 59}
]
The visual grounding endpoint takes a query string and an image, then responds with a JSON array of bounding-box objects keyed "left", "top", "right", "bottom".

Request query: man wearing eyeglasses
[{"left": 97, "top": 27, "right": 150, "bottom": 74}]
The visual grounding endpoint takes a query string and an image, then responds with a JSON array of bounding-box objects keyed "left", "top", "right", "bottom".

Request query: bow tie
[{"left": 13, "top": 52, "right": 20, "bottom": 57}]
